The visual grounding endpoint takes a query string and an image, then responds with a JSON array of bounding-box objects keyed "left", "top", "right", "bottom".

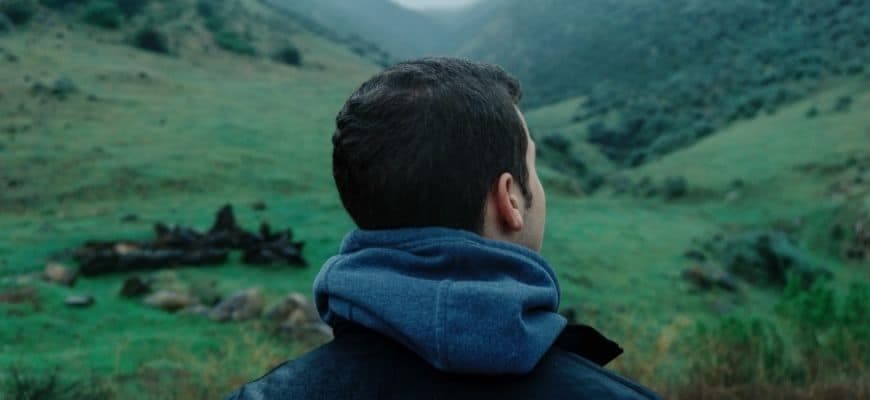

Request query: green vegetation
[
  {"left": 214, "top": 30, "right": 257, "bottom": 56},
  {"left": 39, "top": 0, "right": 87, "bottom": 10},
  {"left": 131, "top": 26, "right": 169, "bottom": 54},
  {"left": 1, "top": 367, "right": 113, "bottom": 400},
  {"left": 0, "top": 0, "right": 868, "bottom": 399},
  {"left": 0, "top": 0, "right": 37, "bottom": 25},
  {"left": 455, "top": 0, "right": 870, "bottom": 166},
  {"left": 113, "top": 0, "right": 148, "bottom": 17},
  {"left": 81, "top": 0, "right": 122, "bottom": 29},
  {"left": 273, "top": 44, "right": 302, "bottom": 66},
  {"left": 678, "top": 280, "right": 869, "bottom": 398}
]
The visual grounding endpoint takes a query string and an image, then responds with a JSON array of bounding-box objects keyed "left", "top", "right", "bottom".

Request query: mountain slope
[
  {"left": 266, "top": 0, "right": 446, "bottom": 59},
  {"left": 456, "top": 0, "right": 870, "bottom": 166}
]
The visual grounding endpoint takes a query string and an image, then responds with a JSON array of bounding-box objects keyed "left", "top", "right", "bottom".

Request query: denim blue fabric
[{"left": 313, "top": 227, "right": 567, "bottom": 375}]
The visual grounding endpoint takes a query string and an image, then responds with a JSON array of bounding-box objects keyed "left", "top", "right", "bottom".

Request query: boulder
[
  {"left": 143, "top": 290, "right": 196, "bottom": 312},
  {"left": 264, "top": 292, "right": 314, "bottom": 322},
  {"left": 120, "top": 276, "right": 152, "bottom": 298},
  {"left": 209, "top": 288, "right": 264, "bottom": 322},
  {"left": 65, "top": 294, "right": 95, "bottom": 308},
  {"left": 42, "top": 262, "right": 77, "bottom": 287}
]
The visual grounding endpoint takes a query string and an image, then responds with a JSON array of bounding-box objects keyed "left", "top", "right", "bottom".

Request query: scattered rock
[
  {"left": 265, "top": 292, "right": 317, "bottom": 322},
  {"left": 42, "top": 262, "right": 77, "bottom": 287},
  {"left": 120, "top": 276, "right": 152, "bottom": 298},
  {"left": 208, "top": 288, "right": 264, "bottom": 322},
  {"left": 120, "top": 213, "right": 139, "bottom": 223},
  {"left": 251, "top": 201, "right": 267, "bottom": 211},
  {"left": 143, "top": 290, "right": 196, "bottom": 312},
  {"left": 65, "top": 294, "right": 95, "bottom": 308},
  {"left": 682, "top": 265, "right": 738, "bottom": 292}
]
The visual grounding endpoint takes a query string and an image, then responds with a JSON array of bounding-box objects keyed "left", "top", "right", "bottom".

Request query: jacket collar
[{"left": 332, "top": 317, "right": 623, "bottom": 368}]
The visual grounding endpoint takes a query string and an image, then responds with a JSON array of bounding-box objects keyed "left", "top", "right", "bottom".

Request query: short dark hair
[{"left": 332, "top": 57, "right": 531, "bottom": 233}]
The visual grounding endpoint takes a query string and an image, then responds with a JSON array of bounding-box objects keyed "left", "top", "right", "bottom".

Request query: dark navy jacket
[{"left": 226, "top": 318, "right": 661, "bottom": 399}]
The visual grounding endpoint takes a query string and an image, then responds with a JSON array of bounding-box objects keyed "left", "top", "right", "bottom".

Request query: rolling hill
[{"left": 0, "top": 0, "right": 868, "bottom": 398}]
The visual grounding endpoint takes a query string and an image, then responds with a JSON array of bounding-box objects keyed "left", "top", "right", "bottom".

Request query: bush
[
  {"left": 681, "top": 281, "right": 870, "bottom": 396},
  {"left": 1, "top": 367, "right": 113, "bottom": 400},
  {"left": 720, "top": 230, "right": 832, "bottom": 288},
  {"left": 662, "top": 176, "right": 688, "bottom": 199},
  {"left": 197, "top": 0, "right": 217, "bottom": 18},
  {"left": 132, "top": 26, "right": 169, "bottom": 54},
  {"left": 114, "top": 0, "right": 148, "bottom": 17},
  {"left": 541, "top": 133, "right": 571, "bottom": 154},
  {"left": 81, "top": 0, "right": 121, "bottom": 29},
  {"left": 272, "top": 44, "right": 302, "bottom": 66},
  {"left": 0, "top": 0, "right": 37, "bottom": 25},
  {"left": 39, "top": 0, "right": 87, "bottom": 9},
  {"left": 214, "top": 31, "right": 256, "bottom": 56}
]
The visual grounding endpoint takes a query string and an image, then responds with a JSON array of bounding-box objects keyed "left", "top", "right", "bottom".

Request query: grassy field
[{"left": 1, "top": 5, "right": 869, "bottom": 398}]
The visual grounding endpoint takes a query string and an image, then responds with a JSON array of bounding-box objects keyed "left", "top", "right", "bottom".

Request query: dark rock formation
[{"left": 71, "top": 204, "right": 306, "bottom": 276}]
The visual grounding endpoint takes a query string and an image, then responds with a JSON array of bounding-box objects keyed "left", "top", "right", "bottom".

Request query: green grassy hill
[
  {"left": 1, "top": 1, "right": 868, "bottom": 398},
  {"left": 1, "top": 1, "right": 380, "bottom": 397}
]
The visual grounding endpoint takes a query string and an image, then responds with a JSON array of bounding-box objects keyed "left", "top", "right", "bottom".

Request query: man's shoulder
[{"left": 226, "top": 324, "right": 661, "bottom": 400}]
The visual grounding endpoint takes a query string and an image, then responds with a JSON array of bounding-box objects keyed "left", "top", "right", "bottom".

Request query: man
[{"left": 227, "top": 58, "right": 660, "bottom": 399}]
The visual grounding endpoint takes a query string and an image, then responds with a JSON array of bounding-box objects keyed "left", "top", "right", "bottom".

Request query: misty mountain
[
  {"left": 269, "top": 0, "right": 447, "bottom": 59},
  {"left": 452, "top": 0, "right": 870, "bottom": 165}
]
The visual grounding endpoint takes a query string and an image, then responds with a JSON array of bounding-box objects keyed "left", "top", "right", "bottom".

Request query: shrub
[
  {"left": 81, "top": 0, "right": 121, "bottom": 29},
  {"left": 679, "top": 281, "right": 870, "bottom": 397},
  {"left": 197, "top": 0, "right": 217, "bottom": 18},
  {"left": 214, "top": 31, "right": 256, "bottom": 56},
  {"left": 272, "top": 44, "right": 302, "bottom": 66},
  {"left": 541, "top": 133, "right": 571, "bottom": 154},
  {"left": 132, "top": 26, "right": 169, "bottom": 54},
  {"left": 1, "top": 366, "right": 113, "bottom": 400},
  {"left": 662, "top": 175, "right": 688, "bottom": 199},
  {"left": 203, "top": 16, "right": 223, "bottom": 33},
  {"left": 0, "top": 0, "right": 37, "bottom": 25},
  {"left": 114, "top": 0, "right": 148, "bottom": 17},
  {"left": 720, "top": 230, "right": 832, "bottom": 288},
  {"left": 39, "top": 0, "right": 87, "bottom": 9}
]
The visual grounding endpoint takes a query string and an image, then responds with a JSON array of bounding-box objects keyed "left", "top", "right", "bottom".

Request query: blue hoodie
[{"left": 313, "top": 227, "right": 567, "bottom": 375}]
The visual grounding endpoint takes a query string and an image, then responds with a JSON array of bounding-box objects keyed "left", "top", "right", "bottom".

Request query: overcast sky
[{"left": 391, "top": 0, "right": 479, "bottom": 10}]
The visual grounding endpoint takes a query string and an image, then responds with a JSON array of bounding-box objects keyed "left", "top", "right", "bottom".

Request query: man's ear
[{"left": 494, "top": 172, "right": 524, "bottom": 232}]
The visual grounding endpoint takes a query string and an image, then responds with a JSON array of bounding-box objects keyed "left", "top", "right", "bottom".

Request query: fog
[{"left": 391, "top": 0, "right": 479, "bottom": 10}]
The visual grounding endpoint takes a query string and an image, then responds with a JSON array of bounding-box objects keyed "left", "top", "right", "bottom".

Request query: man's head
[{"left": 332, "top": 57, "right": 546, "bottom": 251}]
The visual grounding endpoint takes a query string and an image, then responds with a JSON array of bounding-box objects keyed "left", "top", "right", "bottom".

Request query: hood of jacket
[{"left": 313, "top": 227, "right": 567, "bottom": 375}]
